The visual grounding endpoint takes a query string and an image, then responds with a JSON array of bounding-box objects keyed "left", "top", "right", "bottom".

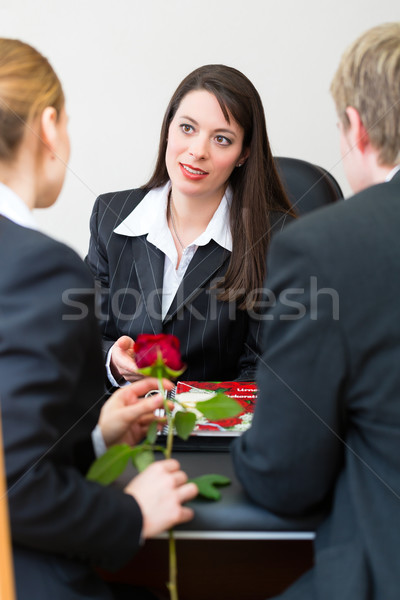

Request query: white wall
[{"left": 1, "top": 0, "right": 399, "bottom": 256}]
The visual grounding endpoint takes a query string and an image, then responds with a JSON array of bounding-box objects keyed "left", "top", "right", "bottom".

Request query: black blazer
[
  {"left": 232, "top": 172, "right": 400, "bottom": 600},
  {"left": 85, "top": 188, "right": 293, "bottom": 382},
  {"left": 0, "top": 217, "right": 143, "bottom": 600}
]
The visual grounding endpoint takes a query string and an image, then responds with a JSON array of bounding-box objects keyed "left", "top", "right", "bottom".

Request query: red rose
[{"left": 134, "top": 334, "right": 185, "bottom": 376}]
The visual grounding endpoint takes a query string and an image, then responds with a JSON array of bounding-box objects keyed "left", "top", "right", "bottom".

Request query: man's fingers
[
  {"left": 178, "top": 506, "right": 195, "bottom": 524},
  {"left": 135, "top": 412, "right": 163, "bottom": 426},
  {"left": 177, "top": 482, "right": 199, "bottom": 504},
  {"left": 126, "top": 378, "right": 173, "bottom": 399},
  {"left": 122, "top": 396, "right": 164, "bottom": 423},
  {"left": 172, "top": 470, "right": 188, "bottom": 487},
  {"left": 122, "top": 387, "right": 164, "bottom": 408},
  {"left": 161, "top": 458, "right": 181, "bottom": 473},
  {"left": 120, "top": 384, "right": 160, "bottom": 407}
]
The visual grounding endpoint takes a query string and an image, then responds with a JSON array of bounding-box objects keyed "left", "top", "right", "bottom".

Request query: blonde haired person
[
  {"left": 0, "top": 38, "right": 197, "bottom": 600},
  {"left": 331, "top": 21, "right": 400, "bottom": 170},
  {"left": 233, "top": 22, "right": 400, "bottom": 600}
]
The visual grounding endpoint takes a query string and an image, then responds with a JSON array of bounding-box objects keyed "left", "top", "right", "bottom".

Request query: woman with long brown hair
[{"left": 86, "top": 64, "right": 295, "bottom": 385}]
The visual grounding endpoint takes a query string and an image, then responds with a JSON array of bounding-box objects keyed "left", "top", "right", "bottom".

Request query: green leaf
[
  {"left": 132, "top": 448, "right": 155, "bottom": 472},
  {"left": 86, "top": 444, "right": 132, "bottom": 485},
  {"left": 195, "top": 393, "right": 242, "bottom": 421},
  {"left": 189, "top": 473, "right": 231, "bottom": 500},
  {"left": 146, "top": 420, "right": 158, "bottom": 444},
  {"left": 174, "top": 410, "right": 196, "bottom": 440}
]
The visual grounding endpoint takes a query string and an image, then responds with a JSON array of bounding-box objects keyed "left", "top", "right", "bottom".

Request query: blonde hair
[
  {"left": 330, "top": 22, "right": 400, "bottom": 165},
  {"left": 0, "top": 38, "right": 64, "bottom": 161}
]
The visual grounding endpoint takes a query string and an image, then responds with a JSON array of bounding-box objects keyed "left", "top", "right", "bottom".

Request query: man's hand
[
  {"left": 125, "top": 459, "right": 198, "bottom": 538},
  {"left": 99, "top": 378, "right": 173, "bottom": 448},
  {"left": 110, "top": 335, "right": 143, "bottom": 383}
]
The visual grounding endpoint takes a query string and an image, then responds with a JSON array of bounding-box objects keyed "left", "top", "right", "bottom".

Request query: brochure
[{"left": 162, "top": 381, "right": 257, "bottom": 450}]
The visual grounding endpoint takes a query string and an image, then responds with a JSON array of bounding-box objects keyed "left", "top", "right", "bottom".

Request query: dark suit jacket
[
  {"left": 232, "top": 172, "right": 400, "bottom": 599},
  {"left": 0, "top": 216, "right": 143, "bottom": 600},
  {"left": 85, "top": 188, "right": 293, "bottom": 382}
]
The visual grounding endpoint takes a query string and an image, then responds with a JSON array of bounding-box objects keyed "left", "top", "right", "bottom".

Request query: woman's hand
[
  {"left": 99, "top": 377, "right": 174, "bottom": 448},
  {"left": 110, "top": 335, "right": 143, "bottom": 383}
]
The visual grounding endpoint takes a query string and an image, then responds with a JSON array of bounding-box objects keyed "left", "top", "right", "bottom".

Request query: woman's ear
[
  {"left": 237, "top": 147, "right": 250, "bottom": 167},
  {"left": 39, "top": 106, "right": 59, "bottom": 153}
]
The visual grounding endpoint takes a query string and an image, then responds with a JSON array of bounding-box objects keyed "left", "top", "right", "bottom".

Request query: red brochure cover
[{"left": 173, "top": 381, "right": 257, "bottom": 436}]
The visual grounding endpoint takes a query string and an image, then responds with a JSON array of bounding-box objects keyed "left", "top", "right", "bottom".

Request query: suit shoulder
[
  {"left": 95, "top": 187, "right": 147, "bottom": 216},
  {"left": 89, "top": 187, "right": 148, "bottom": 234},
  {"left": 0, "top": 221, "right": 92, "bottom": 289},
  {"left": 43, "top": 234, "right": 93, "bottom": 286},
  {"left": 272, "top": 180, "right": 400, "bottom": 255}
]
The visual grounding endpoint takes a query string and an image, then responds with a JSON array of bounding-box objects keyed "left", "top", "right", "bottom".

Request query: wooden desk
[{"left": 102, "top": 450, "right": 320, "bottom": 600}]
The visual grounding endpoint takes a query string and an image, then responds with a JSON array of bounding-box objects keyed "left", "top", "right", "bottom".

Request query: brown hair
[
  {"left": 0, "top": 38, "right": 64, "bottom": 162},
  {"left": 143, "top": 64, "right": 295, "bottom": 309},
  {"left": 331, "top": 22, "right": 400, "bottom": 165}
]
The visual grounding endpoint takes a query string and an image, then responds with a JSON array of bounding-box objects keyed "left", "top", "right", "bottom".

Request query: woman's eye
[
  {"left": 215, "top": 135, "right": 231, "bottom": 146},
  {"left": 181, "top": 124, "right": 194, "bottom": 134}
]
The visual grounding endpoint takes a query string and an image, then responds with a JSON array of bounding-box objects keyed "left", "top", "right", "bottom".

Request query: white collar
[
  {"left": 114, "top": 182, "right": 232, "bottom": 251},
  {"left": 0, "top": 183, "right": 38, "bottom": 230},
  {"left": 385, "top": 165, "right": 400, "bottom": 182}
]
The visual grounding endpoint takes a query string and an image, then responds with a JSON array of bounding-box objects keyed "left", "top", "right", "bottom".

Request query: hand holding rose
[
  {"left": 99, "top": 377, "right": 173, "bottom": 448},
  {"left": 110, "top": 334, "right": 186, "bottom": 384},
  {"left": 125, "top": 459, "right": 198, "bottom": 538}
]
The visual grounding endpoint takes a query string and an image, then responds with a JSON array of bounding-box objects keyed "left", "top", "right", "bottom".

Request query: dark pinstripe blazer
[{"left": 85, "top": 188, "right": 293, "bottom": 382}]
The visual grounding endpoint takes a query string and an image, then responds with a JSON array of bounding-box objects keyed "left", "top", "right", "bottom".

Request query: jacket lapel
[
  {"left": 132, "top": 236, "right": 164, "bottom": 334},
  {"left": 164, "top": 241, "right": 231, "bottom": 324}
]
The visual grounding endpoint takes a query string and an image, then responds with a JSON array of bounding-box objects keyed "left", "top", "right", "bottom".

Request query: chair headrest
[{"left": 274, "top": 156, "right": 343, "bottom": 216}]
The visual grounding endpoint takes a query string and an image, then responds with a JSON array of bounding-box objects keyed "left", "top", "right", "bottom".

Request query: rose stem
[
  {"left": 167, "top": 530, "right": 178, "bottom": 600},
  {"left": 157, "top": 371, "right": 179, "bottom": 600},
  {"left": 156, "top": 373, "right": 174, "bottom": 459}
]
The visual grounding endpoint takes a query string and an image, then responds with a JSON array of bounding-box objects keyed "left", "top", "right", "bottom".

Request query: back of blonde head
[
  {"left": 0, "top": 38, "right": 64, "bottom": 162},
  {"left": 331, "top": 22, "right": 400, "bottom": 166}
]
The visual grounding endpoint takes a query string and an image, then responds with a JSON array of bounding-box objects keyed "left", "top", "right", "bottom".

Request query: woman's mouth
[{"left": 180, "top": 163, "right": 209, "bottom": 179}]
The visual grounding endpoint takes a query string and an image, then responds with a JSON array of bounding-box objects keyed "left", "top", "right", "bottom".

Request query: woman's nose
[{"left": 189, "top": 136, "right": 208, "bottom": 160}]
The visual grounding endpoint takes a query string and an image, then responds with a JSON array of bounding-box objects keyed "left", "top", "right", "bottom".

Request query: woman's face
[{"left": 165, "top": 90, "right": 248, "bottom": 203}]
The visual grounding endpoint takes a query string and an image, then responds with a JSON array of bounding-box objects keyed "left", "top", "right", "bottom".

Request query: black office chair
[{"left": 274, "top": 156, "right": 343, "bottom": 216}]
